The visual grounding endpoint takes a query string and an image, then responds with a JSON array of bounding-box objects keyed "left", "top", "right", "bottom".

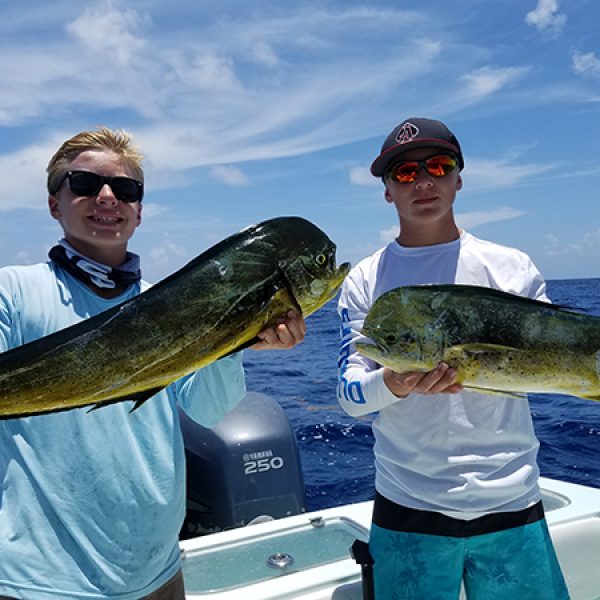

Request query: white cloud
[
  {"left": 250, "top": 42, "right": 280, "bottom": 67},
  {"left": 66, "top": 3, "right": 147, "bottom": 67},
  {"left": 15, "top": 249, "right": 36, "bottom": 265},
  {"left": 0, "top": 2, "right": 590, "bottom": 215},
  {"left": 525, "top": 0, "right": 567, "bottom": 35},
  {"left": 544, "top": 229, "right": 600, "bottom": 257},
  {"left": 210, "top": 165, "right": 250, "bottom": 186},
  {"left": 139, "top": 202, "right": 167, "bottom": 219},
  {"left": 0, "top": 4, "right": 166, "bottom": 122},
  {"left": 148, "top": 234, "right": 188, "bottom": 272},
  {"left": 349, "top": 166, "right": 378, "bottom": 186},
  {"left": 0, "top": 4, "right": 456, "bottom": 166},
  {"left": 460, "top": 67, "right": 530, "bottom": 101},
  {"left": 0, "top": 137, "right": 64, "bottom": 211},
  {"left": 572, "top": 52, "right": 600, "bottom": 78},
  {"left": 463, "top": 158, "right": 556, "bottom": 190},
  {"left": 164, "top": 49, "right": 240, "bottom": 92},
  {"left": 379, "top": 226, "right": 398, "bottom": 243},
  {"left": 456, "top": 207, "right": 525, "bottom": 230}
]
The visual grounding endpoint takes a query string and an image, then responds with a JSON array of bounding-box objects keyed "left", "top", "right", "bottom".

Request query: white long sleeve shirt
[{"left": 337, "top": 231, "right": 548, "bottom": 519}]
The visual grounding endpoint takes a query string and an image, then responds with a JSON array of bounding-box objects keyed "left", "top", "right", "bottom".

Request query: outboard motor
[{"left": 179, "top": 391, "right": 306, "bottom": 539}]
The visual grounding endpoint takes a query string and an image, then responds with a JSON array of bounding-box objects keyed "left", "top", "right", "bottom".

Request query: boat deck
[{"left": 180, "top": 477, "right": 600, "bottom": 600}]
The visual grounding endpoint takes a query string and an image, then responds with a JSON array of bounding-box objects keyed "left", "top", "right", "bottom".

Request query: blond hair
[{"left": 47, "top": 127, "right": 144, "bottom": 194}]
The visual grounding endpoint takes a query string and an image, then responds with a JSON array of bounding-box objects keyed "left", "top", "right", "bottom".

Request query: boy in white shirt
[{"left": 337, "top": 117, "right": 569, "bottom": 599}]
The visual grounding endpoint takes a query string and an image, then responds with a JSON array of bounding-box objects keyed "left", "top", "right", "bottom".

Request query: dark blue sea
[{"left": 243, "top": 279, "right": 600, "bottom": 512}]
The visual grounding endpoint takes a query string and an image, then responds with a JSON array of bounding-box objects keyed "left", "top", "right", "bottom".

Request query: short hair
[{"left": 46, "top": 127, "right": 144, "bottom": 194}]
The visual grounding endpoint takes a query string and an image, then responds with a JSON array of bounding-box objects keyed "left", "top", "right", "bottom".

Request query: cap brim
[{"left": 371, "top": 140, "right": 463, "bottom": 177}]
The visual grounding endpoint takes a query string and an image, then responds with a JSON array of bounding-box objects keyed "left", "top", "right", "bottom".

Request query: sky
[{"left": 0, "top": 0, "right": 598, "bottom": 282}]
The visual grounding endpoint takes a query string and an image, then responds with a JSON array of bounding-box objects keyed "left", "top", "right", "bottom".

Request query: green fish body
[
  {"left": 356, "top": 284, "right": 600, "bottom": 400},
  {"left": 0, "top": 216, "right": 350, "bottom": 418}
]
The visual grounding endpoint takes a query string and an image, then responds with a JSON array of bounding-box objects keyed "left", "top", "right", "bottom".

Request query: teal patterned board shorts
[{"left": 369, "top": 501, "right": 570, "bottom": 599}]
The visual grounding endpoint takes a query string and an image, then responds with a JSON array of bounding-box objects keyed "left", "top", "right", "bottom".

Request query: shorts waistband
[{"left": 372, "top": 492, "right": 545, "bottom": 538}]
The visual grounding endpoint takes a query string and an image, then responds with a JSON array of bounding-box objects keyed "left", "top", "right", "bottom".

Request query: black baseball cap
[{"left": 370, "top": 117, "right": 464, "bottom": 177}]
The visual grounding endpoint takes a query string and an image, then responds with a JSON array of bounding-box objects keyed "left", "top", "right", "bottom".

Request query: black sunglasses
[{"left": 53, "top": 170, "right": 144, "bottom": 203}]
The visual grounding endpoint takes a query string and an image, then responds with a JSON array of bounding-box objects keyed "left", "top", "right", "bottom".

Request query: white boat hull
[{"left": 180, "top": 477, "right": 600, "bottom": 600}]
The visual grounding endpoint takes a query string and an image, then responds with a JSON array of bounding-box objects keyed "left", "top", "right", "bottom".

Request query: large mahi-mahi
[
  {"left": 0, "top": 216, "right": 350, "bottom": 418},
  {"left": 356, "top": 284, "right": 600, "bottom": 400}
]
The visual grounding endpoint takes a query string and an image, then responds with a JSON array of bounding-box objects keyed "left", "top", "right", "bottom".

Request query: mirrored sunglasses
[
  {"left": 387, "top": 155, "right": 458, "bottom": 184},
  {"left": 53, "top": 170, "right": 144, "bottom": 203}
]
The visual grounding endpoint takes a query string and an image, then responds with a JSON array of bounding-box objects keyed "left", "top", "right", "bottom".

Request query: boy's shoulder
[
  {"left": 350, "top": 244, "right": 389, "bottom": 273},
  {"left": 462, "top": 231, "right": 533, "bottom": 262},
  {"left": 0, "top": 261, "right": 54, "bottom": 287}
]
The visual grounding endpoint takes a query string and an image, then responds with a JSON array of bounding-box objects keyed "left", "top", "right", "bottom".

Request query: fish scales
[
  {"left": 356, "top": 284, "right": 600, "bottom": 400},
  {"left": 0, "top": 216, "right": 350, "bottom": 418}
]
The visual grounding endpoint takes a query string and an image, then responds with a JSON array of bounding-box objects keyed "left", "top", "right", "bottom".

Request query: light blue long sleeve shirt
[{"left": 0, "top": 262, "right": 246, "bottom": 599}]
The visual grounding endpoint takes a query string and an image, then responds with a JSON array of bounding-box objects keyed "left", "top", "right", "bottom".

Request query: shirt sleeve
[
  {"left": 0, "top": 270, "right": 18, "bottom": 353},
  {"left": 526, "top": 257, "right": 548, "bottom": 302},
  {"left": 0, "top": 296, "right": 11, "bottom": 353},
  {"left": 336, "top": 271, "right": 403, "bottom": 417},
  {"left": 169, "top": 352, "right": 247, "bottom": 427}
]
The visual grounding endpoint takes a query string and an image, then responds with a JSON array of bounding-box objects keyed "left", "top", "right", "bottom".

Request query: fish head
[
  {"left": 356, "top": 286, "right": 445, "bottom": 372},
  {"left": 274, "top": 217, "right": 351, "bottom": 317}
]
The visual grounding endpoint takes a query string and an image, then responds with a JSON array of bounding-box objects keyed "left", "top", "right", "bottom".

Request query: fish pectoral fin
[
  {"left": 220, "top": 337, "right": 260, "bottom": 356},
  {"left": 449, "top": 343, "right": 524, "bottom": 355},
  {"left": 463, "top": 384, "right": 527, "bottom": 400},
  {"left": 128, "top": 387, "right": 166, "bottom": 412},
  {"left": 86, "top": 386, "right": 165, "bottom": 414}
]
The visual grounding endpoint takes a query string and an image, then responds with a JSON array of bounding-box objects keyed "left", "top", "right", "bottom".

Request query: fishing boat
[{"left": 178, "top": 393, "right": 600, "bottom": 600}]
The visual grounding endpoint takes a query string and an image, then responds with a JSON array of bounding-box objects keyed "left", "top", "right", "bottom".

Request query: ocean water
[{"left": 243, "top": 278, "right": 600, "bottom": 512}]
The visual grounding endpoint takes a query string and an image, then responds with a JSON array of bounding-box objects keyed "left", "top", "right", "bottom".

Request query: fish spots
[
  {"left": 310, "top": 280, "right": 326, "bottom": 297},
  {"left": 211, "top": 259, "right": 228, "bottom": 278},
  {"left": 431, "top": 293, "right": 447, "bottom": 310}
]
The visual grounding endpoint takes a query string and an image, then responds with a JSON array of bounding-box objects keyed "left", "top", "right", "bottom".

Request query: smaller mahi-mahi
[
  {"left": 356, "top": 284, "right": 600, "bottom": 400},
  {"left": 0, "top": 216, "right": 350, "bottom": 418}
]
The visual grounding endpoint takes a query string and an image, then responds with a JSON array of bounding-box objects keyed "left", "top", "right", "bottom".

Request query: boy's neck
[
  {"left": 68, "top": 242, "right": 128, "bottom": 269},
  {"left": 397, "top": 224, "right": 461, "bottom": 248},
  {"left": 52, "top": 239, "right": 140, "bottom": 298}
]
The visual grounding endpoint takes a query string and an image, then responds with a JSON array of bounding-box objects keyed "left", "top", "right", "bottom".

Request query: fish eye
[
  {"left": 315, "top": 254, "right": 327, "bottom": 266},
  {"left": 385, "top": 334, "right": 397, "bottom": 344}
]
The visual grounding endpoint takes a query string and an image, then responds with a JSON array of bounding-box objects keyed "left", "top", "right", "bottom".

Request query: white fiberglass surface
[
  {"left": 551, "top": 516, "right": 600, "bottom": 600},
  {"left": 181, "top": 517, "right": 368, "bottom": 594}
]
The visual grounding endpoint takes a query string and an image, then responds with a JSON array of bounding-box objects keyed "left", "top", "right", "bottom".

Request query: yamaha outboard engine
[{"left": 179, "top": 391, "right": 306, "bottom": 539}]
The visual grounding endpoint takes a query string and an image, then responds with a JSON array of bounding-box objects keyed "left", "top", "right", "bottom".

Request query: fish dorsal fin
[
  {"left": 448, "top": 343, "right": 524, "bottom": 355},
  {"left": 407, "top": 284, "right": 581, "bottom": 314}
]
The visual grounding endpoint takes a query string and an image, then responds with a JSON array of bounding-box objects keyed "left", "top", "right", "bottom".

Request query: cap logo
[{"left": 395, "top": 122, "right": 420, "bottom": 145}]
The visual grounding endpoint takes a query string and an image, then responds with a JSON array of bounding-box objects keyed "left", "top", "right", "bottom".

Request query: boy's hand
[
  {"left": 383, "top": 362, "right": 463, "bottom": 397},
  {"left": 251, "top": 310, "right": 306, "bottom": 351}
]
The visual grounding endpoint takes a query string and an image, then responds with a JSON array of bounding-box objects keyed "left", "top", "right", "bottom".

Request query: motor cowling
[{"left": 179, "top": 391, "right": 306, "bottom": 539}]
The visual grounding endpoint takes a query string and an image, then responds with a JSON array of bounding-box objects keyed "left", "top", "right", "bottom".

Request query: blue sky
[{"left": 0, "top": 0, "right": 598, "bottom": 282}]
